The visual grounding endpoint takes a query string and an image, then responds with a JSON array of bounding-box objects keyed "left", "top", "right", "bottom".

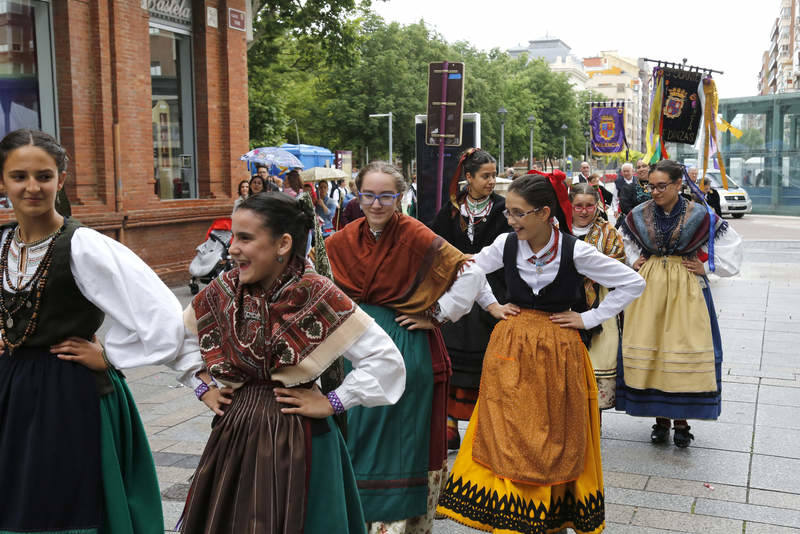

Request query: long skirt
[
  {"left": 587, "top": 287, "right": 620, "bottom": 411},
  {"left": 440, "top": 303, "right": 497, "bottom": 421},
  {"left": 437, "top": 310, "right": 605, "bottom": 534},
  {"left": 616, "top": 257, "right": 723, "bottom": 420},
  {"left": 345, "top": 304, "right": 449, "bottom": 529},
  {"left": 0, "top": 348, "right": 163, "bottom": 534},
  {"left": 180, "top": 382, "right": 365, "bottom": 534}
]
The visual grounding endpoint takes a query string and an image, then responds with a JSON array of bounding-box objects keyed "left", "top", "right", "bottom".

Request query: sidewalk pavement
[{"left": 129, "top": 239, "right": 800, "bottom": 533}]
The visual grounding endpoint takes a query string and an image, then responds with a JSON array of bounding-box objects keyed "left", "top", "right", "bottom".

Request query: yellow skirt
[
  {"left": 622, "top": 256, "right": 716, "bottom": 393},
  {"left": 436, "top": 311, "right": 605, "bottom": 534}
]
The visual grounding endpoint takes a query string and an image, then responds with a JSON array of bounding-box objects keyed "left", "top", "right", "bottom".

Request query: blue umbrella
[{"left": 240, "top": 147, "right": 304, "bottom": 176}]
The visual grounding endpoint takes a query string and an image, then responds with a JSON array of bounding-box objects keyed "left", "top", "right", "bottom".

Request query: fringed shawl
[
  {"left": 192, "top": 257, "right": 371, "bottom": 387},
  {"left": 326, "top": 213, "right": 469, "bottom": 314},
  {"left": 581, "top": 218, "right": 626, "bottom": 307},
  {"left": 620, "top": 199, "right": 727, "bottom": 257}
]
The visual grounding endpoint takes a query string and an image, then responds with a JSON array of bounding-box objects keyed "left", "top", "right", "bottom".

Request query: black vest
[{"left": 503, "top": 231, "right": 584, "bottom": 312}]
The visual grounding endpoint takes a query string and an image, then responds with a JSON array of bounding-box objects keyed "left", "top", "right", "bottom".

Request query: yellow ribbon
[
  {"left": 701, "top": 78, "right": 729, "bottom": 189},
  {"left": 644, "top": 71, "right": 665, "bottom": 163},
  {"left": 717, "top": 118, "right": 743, "bottom": 139}
]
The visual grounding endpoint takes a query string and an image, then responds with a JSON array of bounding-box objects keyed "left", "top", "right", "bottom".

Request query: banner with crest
[
  {"left": 590, "top": 103, "right": 627, "bottom": 155},
  {"left": 661, "top": 67, "right": 703, "bottom": 144}
]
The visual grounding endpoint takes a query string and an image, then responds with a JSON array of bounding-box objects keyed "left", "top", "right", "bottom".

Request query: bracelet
[
  {"left": 326, "top": 391, "right": 345, "bottom": 415},
  {"left": 195, "top": 381, "right": 217, "bottom": 400},
  {"left": 427, "top": 302, "right": 448, "bottom": 328}
]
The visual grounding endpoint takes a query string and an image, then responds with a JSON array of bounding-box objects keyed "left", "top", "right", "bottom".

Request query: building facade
[
  {"left": 509, "top": 37, "right": 588, "bottom": 90},
  {"left": 0, "top": 0, "right": 249, "bottom": 283},
  {"left": 758, "top": 0, "right": 797, "bottom": 95}
]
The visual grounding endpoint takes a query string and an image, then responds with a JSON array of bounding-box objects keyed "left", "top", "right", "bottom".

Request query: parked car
[{"left": 704, "top": 172, "right": 752, "bottom": 218}]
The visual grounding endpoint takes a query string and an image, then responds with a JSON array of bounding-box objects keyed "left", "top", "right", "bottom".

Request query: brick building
[{"left": 0, "top": 0, "right": 249, "bottom": 283}]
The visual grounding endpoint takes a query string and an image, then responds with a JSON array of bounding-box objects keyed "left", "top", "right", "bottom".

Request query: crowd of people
[{"left": 0, "top": 127, "right": 742, "bottom": 534}]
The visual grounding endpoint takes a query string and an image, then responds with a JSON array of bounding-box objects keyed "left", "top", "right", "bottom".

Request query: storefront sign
[
  {"left": 149, "top": 0, "right": 192, "bottom": 27},
  {"left": 228, "top": 8, "right": 246, "bottom": 32}
]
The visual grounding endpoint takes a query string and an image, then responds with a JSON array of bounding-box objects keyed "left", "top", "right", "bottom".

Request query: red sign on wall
[{"left": 228, "top": 8, "right": 246, "bottom": 32}]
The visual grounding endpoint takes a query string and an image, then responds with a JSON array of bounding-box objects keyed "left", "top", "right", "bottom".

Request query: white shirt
[
  {"left": 1, "top": 227, "right": 203, "bottom": 388},
  {"left": 623, "top": 225, "right": 743, "bottom": 278},
  {"left": 473, "top": 230, "right": 645, "bottom": 330},
  {"left": 435, "top": 261, "right": 487, "bottom": 323}
]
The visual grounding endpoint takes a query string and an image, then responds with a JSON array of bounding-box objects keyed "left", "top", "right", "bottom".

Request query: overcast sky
[{"left": 371, "top": 0, "right": 779, "bottom": 99}]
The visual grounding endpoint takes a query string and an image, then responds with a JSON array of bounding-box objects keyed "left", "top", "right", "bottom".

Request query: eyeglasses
[
  {"left": 646, "top": 182, "right": 675, "bottom": 193},
  {"left": 358, "top": 192, "right": 401, "bottom": 207},
  {"left": 572, "top": 204, "right": 597, "bottom": 213},
  {"left": 503, "top": 207, "right": 543, "bottom": 220}
]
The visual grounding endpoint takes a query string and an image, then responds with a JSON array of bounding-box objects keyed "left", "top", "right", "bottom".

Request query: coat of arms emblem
[
  {"left": 599, "top": 115, "right": 616, "bottom": 141},
  {"left": 664, "top": 87, "right": 688, "bottom": 119}
]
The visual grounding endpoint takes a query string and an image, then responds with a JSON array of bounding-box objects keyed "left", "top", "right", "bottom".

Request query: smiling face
[
  {"left": 636, "top": 160, "right": 650, "bottom": 181},
  {"left": 1, "top": 144, "right": 65, "bottom": 221},
  {"left": 239, "top": 181, "right": 249, "bottom": 196},
  {"left": 504, "top": 190, "right": 551, "bottom": 243},
  {"left": 572, "top": 193, "right": 598, "bottom": 227},
  {"left": 359, "top": 170, "right": 398, "bottom": 229},
  {"left": 229, "top": 208, "right": 292, "bottom": 288},
  {"left": 649, "top": 169, "right": 680, "bottom": 211},
  {"left": 580, "top": 162, "right": 590, "bottom": 176},
  {"left": 621, "top": 165, "right": 634, "bottom": 180},
  {"left": 466, "top": 162, "right": 497, "bottom": 198}
]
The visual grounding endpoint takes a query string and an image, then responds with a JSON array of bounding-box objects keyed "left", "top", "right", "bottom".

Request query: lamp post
[
  {"left": 528, "top": 114, "right": 535, "bottom": 171},
  {"left": 561, "top": 123, "right": 568, "bottom": 170},
  {"left": 369, "top": 112, "right": 393, "bottom": 164},
  {"left": 286, "top": 118, "right": 300, "bottom": 144},
  {"left": 584, "top": 130, "right": 591, "bottom": 163},
  {"left": 498, "top": 107, "right": 507, "bottom": 175}
]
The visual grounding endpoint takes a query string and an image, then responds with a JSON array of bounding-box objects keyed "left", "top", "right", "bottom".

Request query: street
[{"left": 123, "top": 215, "right": 800, "bottom": 533}]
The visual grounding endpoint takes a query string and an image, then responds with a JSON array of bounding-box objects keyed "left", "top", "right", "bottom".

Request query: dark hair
[
  {"left": 569, "top": 182, "right": 600, "bottom": 203},
  {"left": 462, "top": 149, "right": 496, "bottom": 178},
  {"left": 237, "top": 180, "right": 249, "bottom": 196},
  {"left": 652, "top": 159, "right": 683, "bottom": 182},
  {"left": 256, "top": 164, "right": 267, "bottom": 171},
  {"left": 0, "top": 128, "right": 68, "bottom": 174},
  {"left": 508, "top": 174, "right": 571, "bottom": 233},
  {"left": 237, "top": 192, "right": 315, "bottom": 258},
  {"left": 249, "top": 175, "right": 266, "bottom": 190},
  {"left": 355, "top": 161, "right": 406, "bottom": 194}
]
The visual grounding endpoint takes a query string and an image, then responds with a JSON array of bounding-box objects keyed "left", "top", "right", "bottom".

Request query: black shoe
[
  {"left": 673, "top": 425, "right": 694, "bottom": 448},
  {"left": 650, "top": 423, "right": 670, "bottom": 444}
]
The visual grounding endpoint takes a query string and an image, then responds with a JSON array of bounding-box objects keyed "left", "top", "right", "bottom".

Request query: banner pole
[{"left": 435, "top": 61, "right": 449, "bottom": 211}]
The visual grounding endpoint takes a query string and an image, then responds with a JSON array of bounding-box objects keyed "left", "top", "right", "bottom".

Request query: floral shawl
[
  {"left": 580, "top": 218, "right": 626, "bottom": 307},
  {"left": 192, "top": 257, "right": 371, "bottom": 387}
]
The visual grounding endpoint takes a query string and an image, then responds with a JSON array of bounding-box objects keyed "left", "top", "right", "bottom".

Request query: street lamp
[
  {"left": 584, "top": 130, "right": 591, "bottom": 164},
  {"left": 561, "top": 123, "right": 568, "bottom": 171},
  {"left": 498, "top": 107, "right": 507, "bottom": 175},
  {"left": 286, "top": 118, "right": 300, "bottom": 145},
  {"left": 369, "top": 112, "right": 393, "bottom": 164},
  {"left": 528, "top": 114, "right": 535, "bottom": 171}
]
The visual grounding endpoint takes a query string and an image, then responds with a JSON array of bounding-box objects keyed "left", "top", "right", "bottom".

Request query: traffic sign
[{"left": 426, "top": 62, "right": 465, "bottom": 146}]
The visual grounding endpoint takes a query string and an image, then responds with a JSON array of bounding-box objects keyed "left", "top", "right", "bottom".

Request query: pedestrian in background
[
  {"left": 315, "top": 180, "right": 338, "bottom": 233},
  {"left": 232, "top": 179, "right": 249, "bottom": 214},
  {"left": 617, "top": 159, "right": 743, "bottom": 448},
  {"left": 326, "top": 162, "right": 485, "bottom": 534},
  {"left": 249, "top": 174, "right": 266, "bottom": 195},
  {"left": 180, "top": 192, "right": 405, "bottom": 533},
  {"left": 430, "top": 148, "right": 509, "bottom": 450},
  {"left": 282, "top": 169, "right": 302, "bottom": 198}
]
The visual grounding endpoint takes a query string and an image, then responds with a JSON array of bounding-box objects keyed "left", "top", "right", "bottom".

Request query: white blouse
[
  {"left": 622, "top": 225, "right": 743, "bottom": 278},
  {"left": 473, "top": 230, "right": 645, "bottom": 330},
  {"left": 434, "top": 261, "right": 487, "bottom": 324},
  {"left": 1, "top": 227, "right": 203, "bottom": 388}
]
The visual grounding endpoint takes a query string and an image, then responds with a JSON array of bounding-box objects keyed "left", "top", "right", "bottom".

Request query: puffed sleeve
[
  {"left": 70, "top": 228, "right": 204, "bottom": 388},
  {"left": 334, "top": 320, "right": 406, "bottom": 410},
  {"left": 472, "top": 232, "right": 509, "bottom": 275},
  {"left": 435, "top": 261, "right": 488, "bottom": 323},
  {"left": 701, "top": 225, "right": 743, "bottom": 278}
]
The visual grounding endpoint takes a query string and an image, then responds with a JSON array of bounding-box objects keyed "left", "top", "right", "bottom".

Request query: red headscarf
[{"left": 526, "top": 169, "right": 573, "bottom": 232}]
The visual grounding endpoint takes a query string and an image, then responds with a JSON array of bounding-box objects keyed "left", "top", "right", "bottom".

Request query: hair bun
[{"left": 295, "top": 192, "right": 317, "bottom": 233}]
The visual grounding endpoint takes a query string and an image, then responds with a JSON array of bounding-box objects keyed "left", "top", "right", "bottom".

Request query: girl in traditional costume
[
  {"left": 570, "top": 182, "right": 627, "bottom": 413},
  {"left": 616, "top": 159, "right": 742, "bottom": 448},
  {"left": 0, "top": 129, "right": 200, "bottom": 534},
  {"left": 437, "top": 172, "right": 645, "bottom": 534},
  {"left": 179, "top": 192, "right": 406, "bottom": 533},
  {"left": 325, "top": 162, "right": 486, "bottom": 534},
  {"left": 430, "top": 148, "right": 510, "bottom": 450}
]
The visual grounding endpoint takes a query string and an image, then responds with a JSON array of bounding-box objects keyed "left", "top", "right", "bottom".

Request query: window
[
  {"left": 0, "top": 0, "right": 57, "bottom": 139},
  {"left": 150, "top": 25, "right": 196, "bottom": 199}
]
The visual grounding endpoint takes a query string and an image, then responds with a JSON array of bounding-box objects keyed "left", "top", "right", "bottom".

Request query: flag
[
  {"left": 661, "top": 67, "right": 703, "bottom": 144},
  {"left": 590, "top": 104, "right": 627, "bottom": 155}
]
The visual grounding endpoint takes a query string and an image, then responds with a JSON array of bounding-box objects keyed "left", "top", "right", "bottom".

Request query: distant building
[
  {"left": 757, "top": 0, "right": 797, "bottom": 95},
  {"left": 509, "top": 37, "right": 588, "bottom": 90},
  {"left": 583, "top": 51, "right": 646, "bottom": 153}
]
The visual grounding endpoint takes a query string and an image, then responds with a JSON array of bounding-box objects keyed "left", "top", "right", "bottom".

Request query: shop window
[
  {"left": 0, "top": 0, "right": 57, "bottom": 140},
  {"left": 150, "top": 25, "right": 196, "bottom": 200}
]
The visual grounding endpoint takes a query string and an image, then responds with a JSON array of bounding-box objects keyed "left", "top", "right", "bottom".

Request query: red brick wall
[{"left": 1, "top": 0, "right": 249, "bottom": 286}]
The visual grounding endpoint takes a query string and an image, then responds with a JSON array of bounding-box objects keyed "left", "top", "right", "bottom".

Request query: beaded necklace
[
  {"left": 0, "top": 223, "right": 65, "bottom": 353},
  {"left": 527, "top": 227, "right": 560, "bottom": 274},
  {"left": 463, "top": 193, "right": 492, "bottom": 244},
  {"left": 653, "top": 196, "right": 687, "bottom": 255}
]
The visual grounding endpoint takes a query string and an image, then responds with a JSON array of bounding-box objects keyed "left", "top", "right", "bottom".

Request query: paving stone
[
  {"left": 172, "top": 454, "right": 201, "bottom": 469},
  {"left": 152, "top": 451, "right": 194, "bottom": 467},
  {"left": 605, "top": 503, "right": 635, "bottom": 524},
  {"left": 161, "top": 500, "right": 184, "bottom": 532},
  {"left": 630, "top": 508, "right": 743, "bottom": 533},
  {"left": 604, "top": 470, "right": 649, "bottom": 490},
  {"left": 745, "top": 523, "right": 800, "bottom": 534},
  {"left": 161, "top": 440, "right": 208, "bottom": 455},
  {"left": 146, "top": 438, "right": 178, "bottom": 452},
  {"left": 151, "top": 415, "right": 213, "bottom": 443},
  {"left": 722, "top": 382, "right": 758, "bottom": 403},
  {"left": 753, "top": 426, "right": 800, "bottom": 459},
  {"left": 749, "top": 488, "right": 800, "bottom": 511},
  {"left": 645, "top": 476, "right": 747, "bottom": 503},
  {"left": 148, "top": 404, "right": 209, "bottom": 427},
  {"left": 605, "top": 487, "right": 694, "bottom": 512},
  {"left": 756, "top": 404, "right": 800, "bottom": 430},
  {"left": 143, "top": 424, "right": 168, "bottom": 436},
  {"left": 121, "top": 365, "right": 164, "bottom": 382},
  {"left": 604, "top": 523, "right": 678, "bottom": 533},
  {"left": 723, "top": 375, "right": 761, "bottom": 385},
  {"left": 600, "top": 440, "right": 750, "bottom": 487},
  {"left": 135, "top": 372, "right": 188, "bottom": 388},
  {"left": 765, "top": 320, "right": 800, "bottom": 333},
  {"left": 761, "top": 352, "right": 800, "bottom": 371},
  {"left": 694, "top": 498, "right": 800, "bottom": 528},
  {"left": 154, "top": 466, "right": 195, "bottom": 485},
  {"left": 162, "top": 482, "right": 191, "bottom": 501},
  {"left": 761, "top": 377, "right": 800, "bottom": 389},
  {"left": 717, "top": 400, "right": 756, "bottom": 425},
  {"left": 718, "top": 318, "right": 765, "bottom": 332},
  {"left": 750, "top": 455, "right": 800, "bottom": 494},
  {"left": 759, "top": 385, "right": 800, "bottom": 407}
]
